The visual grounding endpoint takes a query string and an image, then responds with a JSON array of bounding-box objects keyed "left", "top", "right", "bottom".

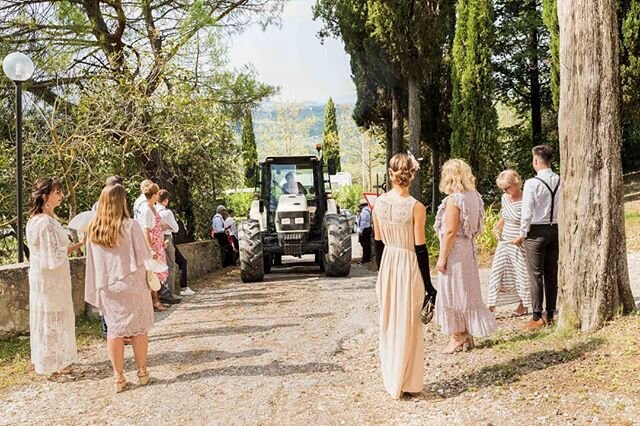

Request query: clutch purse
[
  {"left": 146, "top": 270, "right": 161, "bottom": 291},
  {"left": 421, "top": 297, "right": 435, "bottom": 325}
]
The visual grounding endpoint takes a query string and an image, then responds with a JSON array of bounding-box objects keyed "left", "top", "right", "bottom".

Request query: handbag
[
  {"left": 146, "top": 270, "right": 161, "bottom": 291},
  {"left": 420, "top": 297, "right": 435, "bottom": 325}
]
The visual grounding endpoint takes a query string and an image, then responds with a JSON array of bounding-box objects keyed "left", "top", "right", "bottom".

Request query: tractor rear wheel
[
  {"left": 239, "top": 220, "right": 264, "bottom": 283},
  {"left": 323, "top": 214, "right": 352, "bottom": 277}
]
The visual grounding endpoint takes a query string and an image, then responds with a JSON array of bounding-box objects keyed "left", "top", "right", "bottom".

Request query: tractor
[{"left": 239, "top": 153, "right": 352, "bottom": 282}]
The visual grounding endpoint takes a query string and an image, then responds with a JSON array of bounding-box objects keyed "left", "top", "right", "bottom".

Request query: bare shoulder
[{"left": 413, "top": 200, "right": 426, "bottom": 214}]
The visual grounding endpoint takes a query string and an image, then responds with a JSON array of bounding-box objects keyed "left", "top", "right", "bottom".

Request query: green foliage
[
  {"left": 622, "top": 0, "right": 640, "bottom": 172},
  {"left": 425, "top": 205, "right": 500, "bottom": 263},
  {"left": 322, "top": 97, "right": 341, "bottom": 171},
  {"left": 541, "top": 0, "right": 560, "bottom": 111},
  {"left": 242, "top": 110, "right": 258, "bottom": 187},
  {"left": 450, "top": 0, "right": 499, "bottom": 183},
  {"left": 334, "top": 184, "right": 364, "bottom": 212},
  {"left": 257, "top": 103, "right": 319, "bottom": 157},
  {"left": 224, "top": 192, "right": 254, "bottom": 218}
]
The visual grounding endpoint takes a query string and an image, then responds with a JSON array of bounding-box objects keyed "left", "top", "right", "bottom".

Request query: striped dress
[{"left": 487, "top": 194, "right": 531, "bottom": 308}]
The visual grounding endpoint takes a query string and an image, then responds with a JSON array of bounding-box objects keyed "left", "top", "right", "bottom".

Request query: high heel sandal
[
  {"left": 137, "top": 369, "right": 150, "bottom": 386},
  {"left": 114, "top": 376, "right": 127, "bottom": 393},
  {"left": 463, "top": 334, "right": 475, "bottom": 351},
  {"left": 153, "top": 303, "right": 167, "bottom": 312},
  {"left": 442, "top": 337, "right": 466, "bottom": 354}
]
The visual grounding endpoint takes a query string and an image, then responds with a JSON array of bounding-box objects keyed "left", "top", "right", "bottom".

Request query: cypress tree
[
  {"left": 450, "top": 0, "right": 498, "bottom": 180},
  {"left": 241, "top": 109, "right": 258, "bottom": 187},
  {"left": 322, "top": 97, "right": 341, "bottom": 171},
  {"left": 542, "top": 0, "right": 560, "bottom": 111}
]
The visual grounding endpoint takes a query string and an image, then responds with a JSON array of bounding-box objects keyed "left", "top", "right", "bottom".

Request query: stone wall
[{"left": 0, "top": 240, "right": 222, "bottom": 338}]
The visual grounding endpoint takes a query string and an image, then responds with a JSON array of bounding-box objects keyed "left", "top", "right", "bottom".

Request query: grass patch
[{"left": 0, "top": 315, "right": 102, "bottom": 392}]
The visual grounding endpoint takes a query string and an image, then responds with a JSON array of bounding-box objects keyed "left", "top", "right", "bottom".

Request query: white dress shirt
[
  {"left": 224, "top": 217, "right": 238, "bottom": 238},
  {"left": 520, "top": 168, "right": 561, "bottom": 237},
  {"left": 157, "top": 204, "right": 179, "bottom": 236},
  {"left": 212, "top": 213, "right": 225, "bottom": 234},
  {"left": 133, "top": 194, "right": 147, "bottom": 221}
]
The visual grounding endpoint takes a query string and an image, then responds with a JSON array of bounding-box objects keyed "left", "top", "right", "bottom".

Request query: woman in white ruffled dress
[{"left": 26, "top": 178, "right": 84, "bottom": 375}]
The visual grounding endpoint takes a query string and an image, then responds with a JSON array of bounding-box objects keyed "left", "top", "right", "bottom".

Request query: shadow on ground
[{"left": 421, "top": 337, "right": 605, "bottom": 400}]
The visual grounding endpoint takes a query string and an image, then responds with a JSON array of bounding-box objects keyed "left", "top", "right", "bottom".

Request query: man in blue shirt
[{"left": 357, "top": 199, "right": 372, "bottom": 263}]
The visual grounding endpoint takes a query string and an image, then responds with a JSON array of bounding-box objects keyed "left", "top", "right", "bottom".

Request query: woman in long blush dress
[
  {"left": 434, "top": 159, "right": 498, "bottom": 353},
  {"left": 26, "top": 178, "right": 84, "bottom": 376},
  {"left": 372, "top": 152, "right": 435, "bottom": 399}
]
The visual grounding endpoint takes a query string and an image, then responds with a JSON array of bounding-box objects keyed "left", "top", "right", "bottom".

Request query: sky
[{"left": 226, "top": 0, "right": 357, "bottom": 104}]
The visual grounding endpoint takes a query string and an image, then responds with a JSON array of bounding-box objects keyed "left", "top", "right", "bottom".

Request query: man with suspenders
[{"left": 514, "top": 145, "right": 560, "bottom": 329}]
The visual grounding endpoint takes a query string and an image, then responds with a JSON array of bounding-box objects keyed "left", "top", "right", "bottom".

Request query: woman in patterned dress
[
  {"left": 435, "top": 159, "right": 498, "bottom": 353},
  {"left": 136, "top": 182, "right": 169, "bottom": 311},
  {"left": 487, "top": 170, "right": 531, "bottom": 316},
  {"left": 26, "top": 178, "right": 84, "bottom": 375}
]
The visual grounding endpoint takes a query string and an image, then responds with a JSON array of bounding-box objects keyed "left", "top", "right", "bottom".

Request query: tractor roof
[{"left": 262, "top": 155, "right": 320, "bottom": 165}]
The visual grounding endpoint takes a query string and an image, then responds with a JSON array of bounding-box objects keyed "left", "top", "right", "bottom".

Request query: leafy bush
[
  {"left": 425, "top": 204, "right": 500, "bottom": 266},
  {"left": 224, "top": 191, "right": 254, "bottom": 219},
  {"left": 334, "top": 184, "right": 364, "bottom": 212}
]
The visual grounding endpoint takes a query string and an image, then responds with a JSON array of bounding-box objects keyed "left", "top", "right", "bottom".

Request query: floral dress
[{"left": 150, "top": 212, "right": 169, "bottom": 284}]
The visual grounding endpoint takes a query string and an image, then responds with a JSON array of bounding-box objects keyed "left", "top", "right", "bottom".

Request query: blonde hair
[
  {"left": 139, "top": 179, "right": 153, "bottom": 193},
  {"left": 388, "top": 153, "right": 415, "bottom": 188},
  {"left": 439, "top": 159, "right": 476, "bottom": 194},
  {"left": 496, "top": 169, "right": 522, "bottom": 190},
  {"left": 88, "top": 184, "right": 130, "bottom": 248},
  {"left": 143, "top": 182, "right": 159, "bottom": 200}
]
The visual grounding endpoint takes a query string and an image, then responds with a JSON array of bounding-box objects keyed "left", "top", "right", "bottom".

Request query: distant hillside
[{"left": 251, "top": 102, "right": 386, "bottom": 188}]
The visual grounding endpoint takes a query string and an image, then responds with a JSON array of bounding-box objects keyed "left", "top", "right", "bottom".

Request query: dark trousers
[
  {"left": 214, "top": 232, "right": 234, "bottom": 267},
  {"left": 359, "top": 227, "right": 372, "bottom": 263},
  {"left": 174, "top": 245, "right": 188, "bottom": 288},
  {"left": 523, "top": 224, "right": 559, "bottom": 320}
]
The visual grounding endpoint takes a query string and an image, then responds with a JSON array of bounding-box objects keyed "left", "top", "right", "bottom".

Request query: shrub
[
  {"left": 224, "top": 191, "right": 254, "bottom": 219},
  {"left": 334, "top": 184, "right": 364, "bottom": 212}
]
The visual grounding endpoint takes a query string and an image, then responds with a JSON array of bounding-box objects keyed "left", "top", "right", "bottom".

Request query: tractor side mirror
[
  {"left": 245, "top": 166, "right": 255, "bottom": 180},
  {"left": 327, "top": 158, "right": 337, "bottom": 176}
]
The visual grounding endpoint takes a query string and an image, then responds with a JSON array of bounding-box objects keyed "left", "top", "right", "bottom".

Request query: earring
[{"left": 45, "top": 203, "right": 50, "bottom": 209}]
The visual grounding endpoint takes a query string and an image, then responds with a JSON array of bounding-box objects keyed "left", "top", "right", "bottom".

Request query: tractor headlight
[
  {"left": 281, "top": 218, "right": 291, "bottom": 225},
  {"left": 294, "top": 217, "right": 304, "bottom": 224}
]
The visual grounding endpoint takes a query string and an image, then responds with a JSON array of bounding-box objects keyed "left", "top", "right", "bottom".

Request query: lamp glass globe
[{"left": 2, "top": 52, "right": 35, "bottom": 82}]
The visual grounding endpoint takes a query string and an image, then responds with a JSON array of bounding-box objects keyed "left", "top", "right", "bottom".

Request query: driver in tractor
[{"left": 283, "top": 172, "right": 308, "bottom": 196}]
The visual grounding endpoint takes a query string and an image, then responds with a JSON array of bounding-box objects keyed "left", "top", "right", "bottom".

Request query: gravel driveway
[{"left": 1, "top": 241, "right": 639, "bottom": 425}]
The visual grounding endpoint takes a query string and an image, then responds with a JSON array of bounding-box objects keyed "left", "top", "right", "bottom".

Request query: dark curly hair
[{"left": 29, "top": 178, "right": 63, "bottom": 217}]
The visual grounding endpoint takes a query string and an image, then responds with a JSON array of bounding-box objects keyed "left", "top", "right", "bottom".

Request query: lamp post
[{"left": 2, "top": 52, "right": 34, "bottom": 263}]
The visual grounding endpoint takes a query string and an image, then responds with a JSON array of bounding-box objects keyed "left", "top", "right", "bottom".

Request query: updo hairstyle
[
  {"left": 29, "top": 178, "right": 63, "bottom": 216},
  {"left": 143, "top": 182, "right": 160, "bottom": 200},
  {"left": 388, "top": 153, "right": 415, "bottom": 188}
]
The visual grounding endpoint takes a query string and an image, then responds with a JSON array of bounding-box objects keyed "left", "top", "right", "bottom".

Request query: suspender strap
[{"left": 534, "top": 177, "right": 560, "bottom": 224}]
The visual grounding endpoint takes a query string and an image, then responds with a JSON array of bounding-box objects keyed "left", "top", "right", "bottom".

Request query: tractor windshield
[{"left": 269, "top": 163, "right": 315, "bottom": 208}]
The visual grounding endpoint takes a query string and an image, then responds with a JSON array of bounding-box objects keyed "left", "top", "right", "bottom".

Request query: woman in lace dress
[
  {"left": 372, "top": 152, "right": 435, "bottom": 399},
  {"left": 136, "top": 182, "right": 169, "bottom": 311},
  {"left": 85, "top": 184, "right": 154, "bottom": 393},
  {"left": 435, "top": 160, "right": 498, "bottom": 353},
  {"left": 487, "top": 170, "right": 531, "bottom": 315},
  {"left": 26, "top": 178, "right": 84, "bottom": 375}
]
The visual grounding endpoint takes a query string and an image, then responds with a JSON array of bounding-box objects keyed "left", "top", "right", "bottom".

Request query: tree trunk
[
  {"left": 557, "top": 0, "right": 636, "bottom": 331},
  {"left": 391, "top": 86, "right": 404, "bottom": 155},
  {"left": 408, "top": 78, "right": 421, "bottom": 199},
  {"left": 529, "top": 7, "right": 543, "bottom": 145}
]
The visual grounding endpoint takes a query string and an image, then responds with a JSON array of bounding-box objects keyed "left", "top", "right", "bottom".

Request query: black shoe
[{"left": 160, "top": 297, "right": 181, "bottom": 305}]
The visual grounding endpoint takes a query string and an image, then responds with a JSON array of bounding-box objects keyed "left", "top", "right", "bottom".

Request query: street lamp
[{"left": 3, "top": 52, "right": 34, "bottom": 263}]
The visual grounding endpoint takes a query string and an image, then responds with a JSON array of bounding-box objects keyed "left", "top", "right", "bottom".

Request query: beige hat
[{"left": 359, "top": 199, "right": 368, "bottom": 206}]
